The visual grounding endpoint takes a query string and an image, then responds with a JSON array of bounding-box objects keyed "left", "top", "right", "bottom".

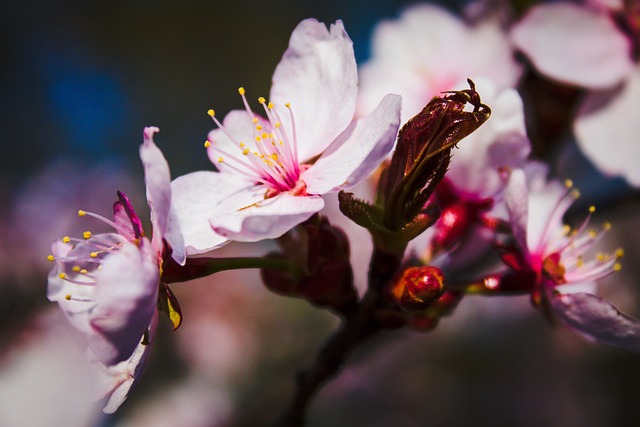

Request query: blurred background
[{"left": 1, "top": 1, "right": 640, "bottom": 426}]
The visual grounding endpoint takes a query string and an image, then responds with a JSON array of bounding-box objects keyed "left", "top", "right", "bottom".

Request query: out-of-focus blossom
[
  {"left": 0, "top": 309, "right": 101, "bottom": 427},
  {"left": 116, "top": 375, "right": 233, "bottom": 427},
  {"left": 358, "top": 4, "right": 521, "bottom": 124},
  {"left": 46, "top": 127, "right": 185, "bottom": 412},
  {"left": 171, "top": 18, "right": 401, "bottom": 246},
  {"left": 498, "top": 169, "right": 640, "bottom": 351},
  {"left": 511, "top": 1, "right": 640, "bottom": 186}
]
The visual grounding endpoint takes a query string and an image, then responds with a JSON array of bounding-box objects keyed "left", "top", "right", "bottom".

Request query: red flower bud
[{"left": 390, "top": 266, "right": 445, "bottom": 312}]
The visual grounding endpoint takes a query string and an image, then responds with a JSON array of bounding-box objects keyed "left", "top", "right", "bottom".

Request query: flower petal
[
  {"left": 504, "top": 168, "right": 530, "bottom": 259},
  {"left": 551, "top": 292, "right": 640, "bottom": 352},
  {"left": 270, "top": 19, "right": 357, "bottom": 161},
  {"left": 88, "top": 239, "right": 159, "bottom": 365},
  {"left": 574, "top": 68, "right": 640, "bottom": 187},
  {"left": 140, "top": 127, "right": 174, "bottom": 254},
  {"left": 511, "top": 2, "right": 633, "bottom": 89},
  {"left": 303, "top": 93, "right": 401, "bottom": 194},
  {"left": 95, "top": 311, "right": 158, "bottom": 413},
  {"left": 211, "top": 193, "right": 325, "bottom": 242},
  {"left": 170, "top": 171, "right": 259, "bottom": 254}
]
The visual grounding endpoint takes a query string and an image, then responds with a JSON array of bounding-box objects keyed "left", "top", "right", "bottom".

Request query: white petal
[
  {"left": 551, "top": 292, "right": 640, "bottom": 352},
  {"left": 270, "top": 19, "right": 357, "bottom": 161},
  {"left": 511, "top": 2, "right": 633, "bottom": 89},
  {"left": 304, "top": 93, "right": 401, "bottom": 194},
  {"left": 211, "top": 193, "right": 325, "bottom": 242},
  {"left": 170, "top": 171, "right": 258, "bottom": 255},
  {"left": 139, "top": 127, "right": 172, "bottom": 253},
  {"left": 574, "top": 68, "right": 640, "bottom": 187},
  {"left": 88, "top": 239, "right": 159, "bottom": 365}
]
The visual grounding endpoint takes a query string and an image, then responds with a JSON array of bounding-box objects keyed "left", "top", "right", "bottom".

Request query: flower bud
[
  {"left": 390, "top": 266, "right": 445, "bottom": 312},
  {"left": 378, "top": 79, "right": 491, "bottom": 230}
]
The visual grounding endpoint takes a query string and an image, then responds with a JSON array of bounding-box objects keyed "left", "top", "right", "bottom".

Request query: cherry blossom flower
[
  {"left": 511, "top": 1, "right": 640, "bottom": 186},
  {"left": 171, "top": 19, "right": 401, "bottom": 247},
  {"left": 358, "top": 4, "right": 521, "bottom": 124},
  {"left": 499, "top": 169, "right": 640, "bottom": 352},
  {"left": 46, "top": 127, "right": 185, "bottom": 412}
]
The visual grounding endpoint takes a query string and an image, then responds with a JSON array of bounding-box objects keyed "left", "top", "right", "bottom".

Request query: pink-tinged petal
[
  {"left": 505, "top": 169, "right": 530, "bottom": 259},
  {"left": 511, "top": 2, "right": 633, "bottom": 89},
  {"left": 95, "top": 312, "right": 158, "bottom": 413},
  {"left": 88, "top": 239, "right": 159, "bottom": 365},
  {"left": 140, "top": 127, "right": 173, "bottom": 253},
  {"left": 170, "top": 171, "right": 258, "bottom": 254},
  {"left": 211, "top": 193, "right": 325, "bottom": 242},
  {"left": 165, "top": 207, "right": 186, "bottom": 265},
  {"left": 303, "top": 94, "right": 401, "bottom": 194},
  {"left": 114, "top": 191, "right": 144, "bottom": 239},
  {"left": 270, "top": 19, "right": 357, "bottom": 161},
  {"left": 574, "top": 68, "right": 640, "bottom": 187},
  {"left": 551, "top": 292, "right": 640, "bottom": 352}
]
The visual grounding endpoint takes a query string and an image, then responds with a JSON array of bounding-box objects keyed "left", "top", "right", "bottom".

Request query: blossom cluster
[{"left": 44, "top": 4, "right": 640, "bottom": 422}]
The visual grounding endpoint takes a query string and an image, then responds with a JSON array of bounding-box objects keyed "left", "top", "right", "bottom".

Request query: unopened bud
[
  {"left": 390, "top": 266, "right": 445, "bottom": 312},
  {"left": 379, "top": 79, "right": 490, "bottom": 230}
]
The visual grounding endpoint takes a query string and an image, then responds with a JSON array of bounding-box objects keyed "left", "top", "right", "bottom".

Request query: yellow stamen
[
  {"left": 218, "top": 157, "right": 224, "bottom": 163},
  {"left": 207, "top": 109, "right": 215, "bottom": 117},
  {"left": 90, "top": 252, "right": 99, "bottom": 258},
  {"left": 47, "top": 255, "right": 55, "bottom": 262},
  {"left": 242, "top": 148, "right": 250, "bottom": 155},
  {"left": 564, "top": 179, "right": 573, "bottom": 188},
  {"left": 258, "top": 97, "right": 266, "bottom": 104},
  {"left": 267, "top": 102, "right": 274, "bottom": 110},
  {"left": 65, "top": 294, "right": 72, "bottom": 300},
  {"left": 275, "top": 122, "right": 281, "bottom": 128},
  {"left": 603, "top": 221, "right": 612, "bottom": 231},
  {"left": 83, "top": 231, "right": 92, "bottom": 240},
  {"left": 59, "top": 273, "right": 66, "bottom": 279},
  {"left": 78, "top": 210, "right": 86, "bottom": 217},
  {"left": 614, "top": 263, "right": 622, "bottom": 272},
  {"left": 80, "top": 269, "right": 88, "bottom": 274},
  {"left": 238, "top": 87, "right": 245, "bottom": 95},
  {"left": 62, "top": 236, "right": 71, "bottom": 244},
  {"left": 588, "top": 205, "right": 596, "bottom": 213},
  {"left": 204, "top": 140, "right": 211, "bottom": 148},
  {"left": 571, "top": 189, "right": 581, "bottom": 199},
  {"left": 562, "top": 225, "right": 571, "bottom": 235},
  {"left": 256, "top": 125, "right": 263, "bottom": 131},
  {"left": 72, "top": 266, "right": 81, "bottom": 273},
  {"left": 285, "top": 102, "right": 291, "bottom": 108},
  {"left": 615, "top": 249, "right": 625, "bottom": 259},
  {"left": 588, "top": 230, "right": 597, "bottom": 238},
  {"left": 252, "top": 117, "right": 258, "bottom": 123}
]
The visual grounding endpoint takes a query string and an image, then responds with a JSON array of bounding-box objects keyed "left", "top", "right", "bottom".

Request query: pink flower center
[{"left": 206, "top": 88, "right": 307, "bottom": 197}]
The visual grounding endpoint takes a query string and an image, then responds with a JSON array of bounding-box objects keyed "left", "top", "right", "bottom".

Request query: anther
[
  {"left": 204, "top": 140, "right": 211, "bottom": 148},
  {"left": 267, "top": 102, "right": 274, "bottom": 110},
  {"left": 588, "top": 206, "right": 596, "bottom": 213},
  {"left": 564, "top": 179, "right": 573, "bottom": 188},
  {"left": 252, "top": 118, "right": 258, "bottom": 123},
  {"left": 614, "top": 263, "right": 622, "bottom": 272},
  {"left": 258, "top": 97, "right": 266, "bottom": 104},
  {"left": 72, "top": 266, "right": 81, "bottom": 273},
  {"left": 62, "top": 236, "right": 71, "bottom": 244},
  {"left": 65, "top": 294, "right": 72, "bottom": 300},
  {"left": 90, "top": 252, "right": 99, "bottom": 258},
  {"left": 571, "top": 189, "right": 581, "bottom": 199},
  {"left": 80, "top": 269, "right": 88, "bottom": 274},
  {"left": 47, "top": 255, "right": 55, "bottom": 262},
  {"left": 83, "top": 231, "right": 92, "bottom": 240},
  {"left": 78, "top": 210, "right": 86, "bottom": 217},
  {"left": 238, "top": 87, "right": 245, "bottom": 95},
  {"left": 59, "top": 273, "right": 66, "bottom": 279},
  {"left": 285, "top": 102, "right": 291, "bottom": 108},
  {"left": 256, "top": 125, "right": 262, "bottom": 131},
  {"left": 603, "top": 221, "right": 612, "bottom": 231},
  {"left": 616, "top": 248, "right": 625, "bottom": 259},
  {"left": 218, "top": 157, "right": 224, "bottom": 163},
  {"left": 207, "top": 109, "right": 215, "bottom": 117}
]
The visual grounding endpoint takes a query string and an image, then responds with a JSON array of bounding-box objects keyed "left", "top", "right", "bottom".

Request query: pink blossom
[
  {"left": 501, "top": 169, "right": 640, "bottom": 352},
  {"left": 171, "top": 19, "right": 401, "bottom": 246},
  {"left": 46, "top": 127, "right": 184, "bottom": 411},
  {"left": 511, "top": 2, "right": 640, "bottom": 186}
]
